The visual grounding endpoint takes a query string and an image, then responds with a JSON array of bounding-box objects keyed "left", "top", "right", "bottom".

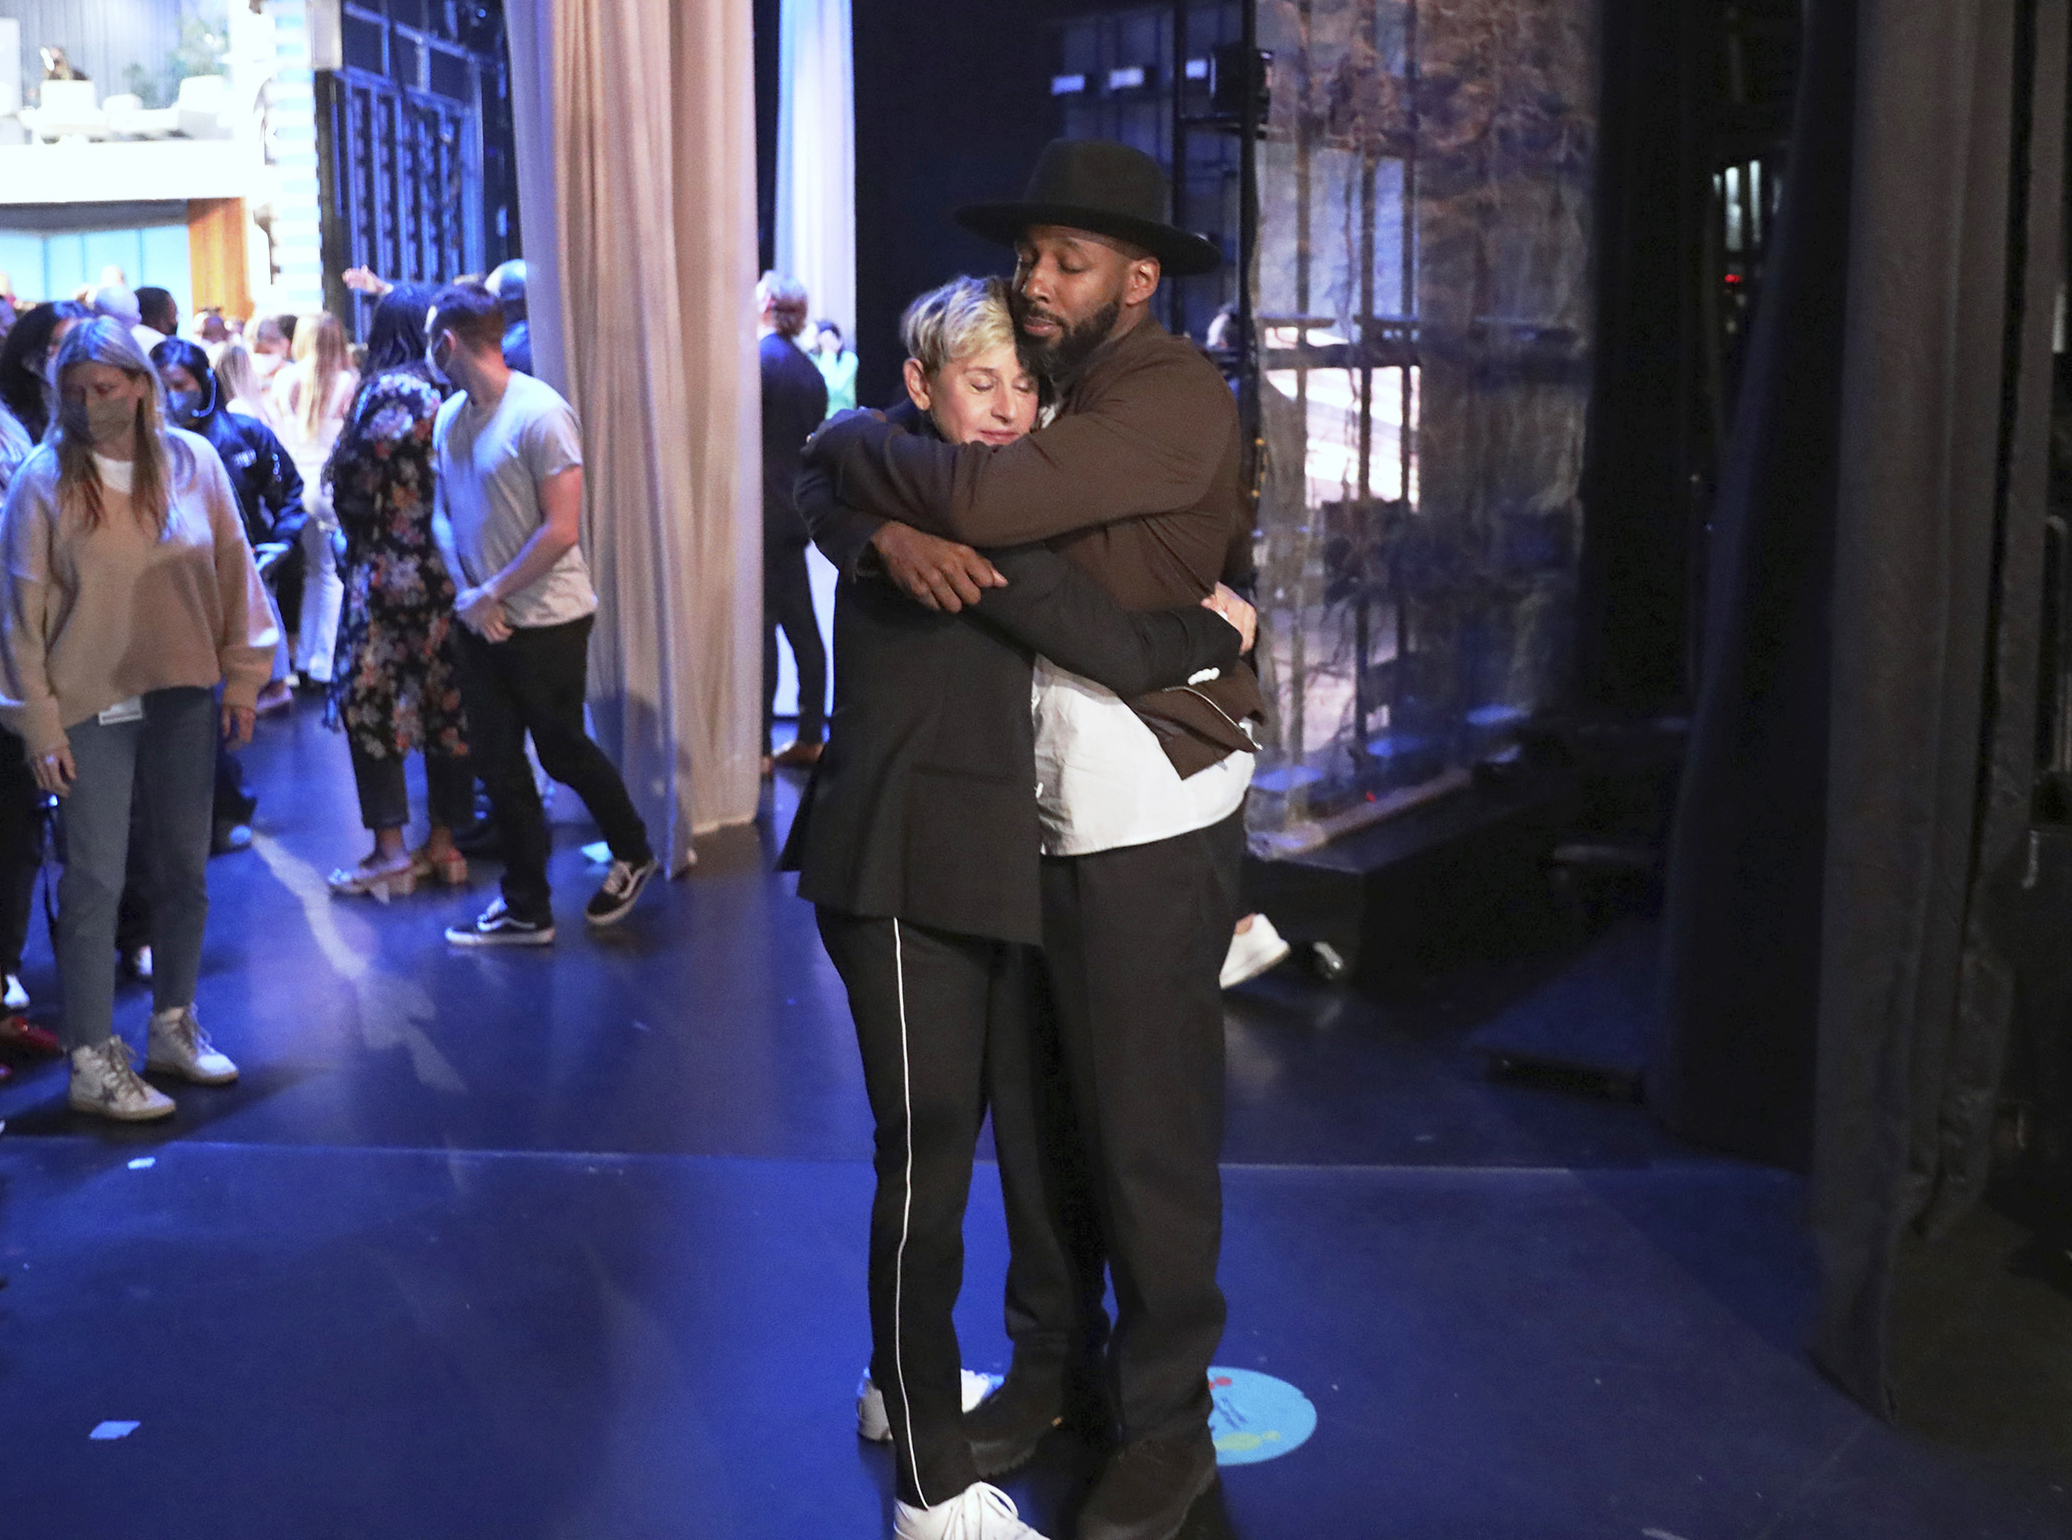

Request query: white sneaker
[
  {"left": 893, "top": 1482, "right": 1050, "bottom": 1540},
  {"left": 145, "top": 1006, "right": 238, "bottom": 1085},
  {"left": 3, "top": 973, "right": 26, "bottom": 1011},
  {"left": 858, "top": 1367, "right": 1000, "bottom": 1442},
  {"left": 69, "top": 1038, "right": 175, "bottom": 1121},
  {"left": 1221, "top": 912, "right": 1292, "bottom": 989}
]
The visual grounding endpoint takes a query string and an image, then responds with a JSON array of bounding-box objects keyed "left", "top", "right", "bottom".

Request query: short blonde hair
[{"left": 900, "top": 276, "right": 1017, "bottom": 377}]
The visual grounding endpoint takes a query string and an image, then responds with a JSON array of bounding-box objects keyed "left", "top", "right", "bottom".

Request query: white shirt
[
  {"left": 131, "top": 323, "right": 168, "bottom": 357},
  {"left": 1031, "top": 659, "right": 1254, "bottom": 857}
]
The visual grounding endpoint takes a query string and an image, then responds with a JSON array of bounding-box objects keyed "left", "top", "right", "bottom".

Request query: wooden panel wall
[{"left": 186, "top": 198, "right": 251, "bottom": 320}]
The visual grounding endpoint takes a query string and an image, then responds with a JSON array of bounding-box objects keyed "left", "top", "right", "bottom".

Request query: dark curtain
[
  {"left": 1810, "top": 0, "right": 2066, "bottom": 1413},
  {"left": 1575, "top": 0, "right": 1707, "bottom": 713},
  {"left": 1655, "top": 0, "right": 2068, "bottom": 1415},
  {"left": 1652, "top": 0, "right": 1859, "bottom": 1172}
]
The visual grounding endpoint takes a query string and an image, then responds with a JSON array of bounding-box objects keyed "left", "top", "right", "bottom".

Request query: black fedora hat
[{"left": 955, "top": 139, "right": 1223, "bottom": 278}]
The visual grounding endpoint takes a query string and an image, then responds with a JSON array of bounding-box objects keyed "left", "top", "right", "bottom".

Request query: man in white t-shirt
[{"left": 427, "top": 281, "right": 659, "bottom": 944}]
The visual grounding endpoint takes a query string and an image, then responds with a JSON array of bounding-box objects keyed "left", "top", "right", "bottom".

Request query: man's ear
[
  {"left": 902, "top": 358, "right": 934, "bottom": 414},
  {"left": 1124, "top": 254, "right": 1162, "bottom": 309}
]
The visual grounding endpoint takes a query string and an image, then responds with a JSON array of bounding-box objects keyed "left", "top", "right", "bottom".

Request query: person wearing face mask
[
  {"left": 783, "top": 277, "right": 1256, "bottom": 1540},
  {"left": 151, "top": 338, "right": 302, "bottom": 842},
  {"left": 427, "top": 280, "right": 658, "bottom": 942},
  {"left": 0, "top": 319, "right": 276, "bottom": 1121},
  {"left": 0, "top": 300, "right": 92, "bottom": 442}
]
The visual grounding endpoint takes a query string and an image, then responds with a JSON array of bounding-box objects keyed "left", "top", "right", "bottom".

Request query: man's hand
[
  {"left": 342, "top": 266, "right": 393, "bottom": 297},
  {"left": 1202, "top": 583, "right": 1257, "bottom": 653},
  {"left": 870, "top": 523, "right": 1005, "bottom": 613},
  {"left": 221, "top": 704, "right": 256, "bottom": 750},
  {"left": 457, "top": 585, "right": 513, "bottom": 642},
  {"left": 31, "top": 745, "right": 75, "bottom": 798}
]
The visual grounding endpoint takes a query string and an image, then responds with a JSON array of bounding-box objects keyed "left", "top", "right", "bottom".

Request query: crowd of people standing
[{"left": 0, "top": 260, "right": 658, "bottom": 1121}]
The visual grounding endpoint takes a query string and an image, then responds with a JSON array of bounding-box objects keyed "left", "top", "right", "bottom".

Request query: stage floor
[{"left": 0, "top": 706, "right": 2066, "bottom": 1539}]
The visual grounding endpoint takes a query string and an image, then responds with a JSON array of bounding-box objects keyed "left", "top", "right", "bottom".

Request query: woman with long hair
[
  {"left": 273, "top": 312, "right": 358, "bottom": 686},
  {"left": 0, "top": 299, "right": 92, "bottom": 441},
  {"left": 0, "top": 319, "right": 276, "bottom": 1121},
  {"left": 321, "top": 284, "right": 472, "bottom": 896},
  {"left": 212, "top": 339, "right": 276, "bottom": 428}
]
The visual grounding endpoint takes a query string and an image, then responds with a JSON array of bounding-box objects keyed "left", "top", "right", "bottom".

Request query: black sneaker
[
  {"left": 585, "top": 856, "right": 661, "bottom": 927},
  {"left": 446, "top": 898, "right": 555, "bottom": 947}
]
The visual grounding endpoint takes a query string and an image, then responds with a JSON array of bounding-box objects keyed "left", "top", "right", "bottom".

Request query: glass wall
[{"left": 1248, "top": 0, "right": 1597, "bottom": 852}]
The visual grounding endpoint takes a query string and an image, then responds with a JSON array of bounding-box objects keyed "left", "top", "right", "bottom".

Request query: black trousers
[
  {"left": 1023, "top": 810, "right": 1246, "bottom": 1444},
  {"left": 0, "top": 727, "right": 41, "bottom": 976},
  {"left": 349, "top": 742, "right": 475, "bottom": 833},
  {"left": 818, "top": 907, "right": 1030, "bottom": 1510},
  {"left": 452, "top": 615, "right": 651, "bottom": 924},
  {"left": 763, "top": 539, "right": 827, "bottom": 748}
]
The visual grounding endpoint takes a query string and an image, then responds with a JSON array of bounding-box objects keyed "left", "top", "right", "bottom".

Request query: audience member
[
  {"left": 0, "top": 319, "right": 275, "bottom": 1122},
  {"left": 487, "top": 260, "right": 532, "bottom": 375},
  {"left": 322, "top": 284, "right": 473, "bottom": 898},
  {"left": 249, "top": 315, "right": 293, "bottom": 382},
  {"left": 0, "top": 397, "right": 38, "bottom": 1020},
  {"left": 757, "top": 272, "right": 829, "bottom": 771},
  {"left": 153, "top": 337, "right": 305, "bottom": 724},
  {"left": 213, "top": 341, "right": 276, "bottom": 427},
  {"left": 134, "top": 287, "right": 178, "bottom": 352},
  {"left": 191, "top": 308, "right": 230, "bottom": 348},
  {"left": 427, "top": 281, "right": 658, "bottom": 943},
  {"left": 0, "top": 300, "right": 92, "bottom": 440},
  {"left": 811, "top": 319, "right": 859, "bottom": 416},
  {"left": 273, "top": 313, "right": 358, "bottom": 687}
]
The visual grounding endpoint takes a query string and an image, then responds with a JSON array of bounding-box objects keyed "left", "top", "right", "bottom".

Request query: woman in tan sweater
[{"left": 0, "top": 318, "right": 276, "bottom": 1122}]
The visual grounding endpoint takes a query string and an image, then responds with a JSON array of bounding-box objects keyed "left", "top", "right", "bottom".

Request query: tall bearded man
[{"left": 805, "top": 139, "right": 1261, "bottom": 1540}]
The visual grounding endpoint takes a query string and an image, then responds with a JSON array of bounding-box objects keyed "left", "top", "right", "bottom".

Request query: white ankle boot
[
  {"left": 893, "top": 1483, "right": 1050, "bottom": 1540},
  {"left": 68, "top": 1037, "right": 174, "bottom": 1121},
  {"left": 146, "top": 1006, "right": 238, "bottom": 1085}
]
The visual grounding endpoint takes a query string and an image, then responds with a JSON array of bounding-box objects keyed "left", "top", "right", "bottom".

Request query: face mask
[
  {"left": 68, "top": 394, "right": 137, "bottom": 448},
  {"left": 167, "top": 388, "right": 204, "bottom": 423}
]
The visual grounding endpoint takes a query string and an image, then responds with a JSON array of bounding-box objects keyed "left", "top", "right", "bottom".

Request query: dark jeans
[
  {"left": 349, "top": 743, "right": 475, "bottom": 832},
  {"left": 763, "top": 539, "right": 827, "bottom": 748},
  {"left": 0, "top": 727, "right": 42, "bottom": 977},
  {"left": 451, "top": 615, "right": 650, "bottom": 924},
  {"left": 816, "top": 908, "right": 1008, "bottom": 1509},
  {"left": 1033, "top": 810, "right": 1246, "bottom": 1444}
]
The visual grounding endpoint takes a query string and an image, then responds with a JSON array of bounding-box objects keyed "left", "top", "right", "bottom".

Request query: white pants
[{"left": 295, "top": 514, "right": 343, "bottom": 682}]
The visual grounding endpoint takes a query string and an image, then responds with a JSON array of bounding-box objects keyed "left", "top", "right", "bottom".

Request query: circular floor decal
[{"left": 1206, "top": 1367, "right": 1317, "bottom": 1464}]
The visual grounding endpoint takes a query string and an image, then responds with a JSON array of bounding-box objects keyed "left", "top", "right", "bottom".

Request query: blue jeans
[{"left": 57, "top": 687, "right": 217, "bottom": 1052}]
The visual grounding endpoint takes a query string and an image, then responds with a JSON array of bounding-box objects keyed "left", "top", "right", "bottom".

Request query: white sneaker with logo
[
  {"left": 69, "top": 1037, "right": 175, "bottom": 1121},
  {"left": 893, "top": 1483, "right": 1051, "bottom": 1540},
  {"left": 145, "top": 1006, "right": 239, "bottom": 1085},
  {"left": 858, "top": 1367, "right": 1000, "bottom": 1442}
]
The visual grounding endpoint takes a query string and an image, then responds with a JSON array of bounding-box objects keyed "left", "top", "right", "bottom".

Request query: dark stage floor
[{"left": 1, "top": 706, "right": 2067, "bottom": 1539}]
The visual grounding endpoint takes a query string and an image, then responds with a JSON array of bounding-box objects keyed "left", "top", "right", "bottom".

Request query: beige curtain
[{"left": 505, "top": 0, "right": 764, "bottom": 870}]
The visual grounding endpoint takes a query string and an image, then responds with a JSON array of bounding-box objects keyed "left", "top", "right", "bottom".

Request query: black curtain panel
[
  {"left": 1651, "top": 0, "right": 1859, "bottom": 1172},
  {"left": 1655, "top": 0, "right": 2069, "bottom": 1415},
  {"left": 1810, "top": 0, "right": 2067, "bottom": 1414}
]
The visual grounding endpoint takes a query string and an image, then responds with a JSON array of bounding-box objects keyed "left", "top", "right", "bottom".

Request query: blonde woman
[
  {"left": 0, "top": 319, "right": 276, "bottom": 1121},
  {"left": 272, "top": 313, "right": 357, "bottom": 684},
  {"left": 212, "top": 340, "right": 276, "bottom": 428}
]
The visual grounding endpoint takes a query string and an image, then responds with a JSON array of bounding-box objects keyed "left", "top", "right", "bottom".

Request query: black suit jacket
[
  {"left": 778, "top": 408, "right": 1243, "bottom": 945},
  {"left": 760, "top": 332, "right": 829, "bottom": 547}
]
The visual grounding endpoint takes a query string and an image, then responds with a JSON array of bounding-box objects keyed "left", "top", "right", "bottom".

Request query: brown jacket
[{"left": 808, "top": 316, "right": 1264, "bottom": 775}]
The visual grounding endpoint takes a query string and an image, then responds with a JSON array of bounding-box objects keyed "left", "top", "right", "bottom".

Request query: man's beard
[{"left": 1014, "top": 294, "right": 1122, "bottom": 383}]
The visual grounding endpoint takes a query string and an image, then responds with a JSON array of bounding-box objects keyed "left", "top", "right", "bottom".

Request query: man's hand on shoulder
[{"left": 869, "top": 522, "right": 1005, "bottom": 614}]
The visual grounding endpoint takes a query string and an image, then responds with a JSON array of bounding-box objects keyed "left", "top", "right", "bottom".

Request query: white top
[
  {"left": 92, "top": 452, "right": 134, "bottom": 493},
  {"left": 433, "top": 372, "right": 594, "bottom": 629},
  {"left": 1031, "top": 658, "right": 1254, "bottom": 857},
  {"left": 131, "top": 323, "right": 168, "bottom": 357}
]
